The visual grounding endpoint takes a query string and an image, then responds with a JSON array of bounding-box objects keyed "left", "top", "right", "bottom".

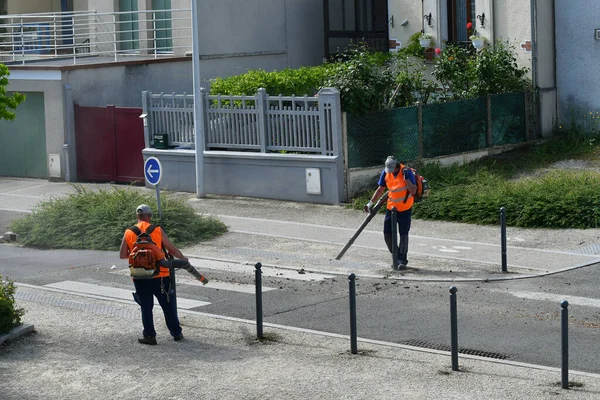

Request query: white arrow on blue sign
[{"left": 144, "top": 157, "right": 162, "bottom": 186}]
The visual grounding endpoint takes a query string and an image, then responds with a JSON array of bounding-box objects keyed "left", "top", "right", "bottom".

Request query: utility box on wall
[
  {"left": 48, "top": 154, "right": 61, "bottom": 178},
  {"left": 306, "top": 168, "right": 321, "bottom": 195},
  {"left": 154, "top": 133, "right": 169, "bottom": 149}
]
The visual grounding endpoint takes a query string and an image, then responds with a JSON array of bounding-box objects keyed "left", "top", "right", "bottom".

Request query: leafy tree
[{"left": 0, "top": 64, "right": 26, "bottom": 120}]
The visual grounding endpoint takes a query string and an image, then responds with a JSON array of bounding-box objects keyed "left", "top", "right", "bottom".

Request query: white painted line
[
  {"left": 0, "top": 193, "right": 45, "bottom": 199},
  {"left": 45, "top": 281, "right": 210, "bottom": 309},
  {"left": 502, "top": 290, "right": 600, "bottom": 308},
  {"left": 181, "top": 279, "right": 276, "bottom": 293},
  {"left": 111, "top": 268, "right": 277, "bottom": 293},
  {"left": 188, "top": 258, "right": 335, "bottom": 282},
  {"left": 220, "top": 215, "right": 600, "bottom": 257},
  {"left": 1, "top": 183, "right": 49, "bottom": 194},
  {"left": 0, "top": 208, "right": 32, "bottom": 213}
]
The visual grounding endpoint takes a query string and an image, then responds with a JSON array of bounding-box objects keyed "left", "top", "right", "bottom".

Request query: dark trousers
[
  {"left": 383, "top": 208, "right": 412, "bottom": 263},
  {"left": 383, "top": 208, "right": 412, "bottom": 236},
  {"left": 133, "top": 276, "right": 182, "bottom": 338}
]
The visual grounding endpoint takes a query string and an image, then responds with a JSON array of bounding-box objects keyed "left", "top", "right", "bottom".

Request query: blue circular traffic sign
[{"left": 144, "top": 157, "right": 162, "bottom": 186}]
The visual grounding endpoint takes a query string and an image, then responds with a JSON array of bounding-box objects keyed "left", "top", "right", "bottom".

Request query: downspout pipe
[
  {"left": 530, "top": 0, "right": 539, "bottom": 137},
  {"left": 530, "top": 0, "right": 538, "bottom": 90},
  {"left": 421, "top": 0, "right": 424, "bottom": 33}
]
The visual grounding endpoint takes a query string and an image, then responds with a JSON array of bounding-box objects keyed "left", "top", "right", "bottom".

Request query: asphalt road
[
  {"left": 3, "top": 178, "right": 600, "bottom": 376},
  {"left": 3, "top": 242, "right": 600, "bottom": 374}
]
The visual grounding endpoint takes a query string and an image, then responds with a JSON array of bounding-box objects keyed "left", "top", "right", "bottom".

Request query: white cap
[
  {"left": 136, "top": 204, "right": 152, "bottom": 215},
  {"left": 384, "top": 156, "right": 398, "bottom": 173}
]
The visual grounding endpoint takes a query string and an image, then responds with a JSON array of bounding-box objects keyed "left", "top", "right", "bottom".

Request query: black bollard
[
  {"left": 349, "top": 273, "right": 358, "bottom": 354},
  {"left": 391, "top": 207, "right": 398, "bottom": 269},
  {"left": 561, "top": 300, "right": 569, "bottom": 389},
  {"left": 255, "top": 262, "right": 263, "bottom": 339},
  {"left": 450, "top": 286, "right": 459, "bottom": 371},
  {"left": 500, "top": 207, "right": 507, "bottom": 273}
]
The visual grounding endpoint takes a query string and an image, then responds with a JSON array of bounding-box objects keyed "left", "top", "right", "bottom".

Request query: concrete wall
[
  {"left": 142, "top": 149, "right": 345, "bottom": 204},
  {"left": 285, "top": 0, "right": 325, "bottom": 67},
  {"left": 6, "top": 0, "right": 57, "bottom": 14},
  {"left": 193, "top": 0, "right": 323, "bottom": 86},
  {"left": 493, "top": 0, "right": 532, "bottom": 70},
  {"left": 63, "top": 59, "right": 193, "bottom": 107},
  {"left": 388, "top": 0, "right": 423, "bottom": 50},
  {"left": 555, "top": 0, "right": 600, "bottom": 129}
]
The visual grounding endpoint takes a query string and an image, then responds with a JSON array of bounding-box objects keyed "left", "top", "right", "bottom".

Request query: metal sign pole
[{"left": 155, "top": 184, "right": 162, "bottom": 220}]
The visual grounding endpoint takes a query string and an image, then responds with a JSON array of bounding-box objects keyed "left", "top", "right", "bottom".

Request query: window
[
  {"left": 446, "top": 0, "right": 476, "bottom": 43},
  {"left": 324, "top": 0, "right": 388, "bottom": 56}
]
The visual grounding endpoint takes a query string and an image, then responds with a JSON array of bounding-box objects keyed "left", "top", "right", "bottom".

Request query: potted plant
[
  {"left": 419, "top": 33, "right": 433, "bottom": 48},
  {"left": 469, "top": 34, "right": 488, "bottom": 50}
]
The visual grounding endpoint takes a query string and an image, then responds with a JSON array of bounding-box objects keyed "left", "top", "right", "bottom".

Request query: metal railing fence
[
  {"left": 142, "top": 88, "right": 342, "bottom": 156},
  {"left": 0, "top": 8, "right": 192, "bottom": 64},
  {"left": 346, "top": 91, "right": 535, "bottom": 168}
]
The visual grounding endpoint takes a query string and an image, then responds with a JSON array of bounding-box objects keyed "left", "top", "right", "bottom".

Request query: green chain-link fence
[
  {"left": 347, "top": 91, "right": 534, "bottom": 168},
  {"left": 346, "top": 107, "right": 419, "bottom": 168}
]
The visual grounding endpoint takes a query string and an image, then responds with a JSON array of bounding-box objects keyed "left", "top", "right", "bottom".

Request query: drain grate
[{"left": 400, "top": 339, "right": 509, "bottom": 360}]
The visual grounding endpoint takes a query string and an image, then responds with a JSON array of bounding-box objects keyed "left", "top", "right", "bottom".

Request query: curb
[{"left": 0, "top": 323, "right": 35, "bottom": 346}]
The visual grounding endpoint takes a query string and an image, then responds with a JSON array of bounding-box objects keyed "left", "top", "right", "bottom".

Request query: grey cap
[
  {"left": 136, "top": 204, "right": 152, "bottom": 215},
  {"left": 384, "top": 156, "right": 398, "bottom": 173}
]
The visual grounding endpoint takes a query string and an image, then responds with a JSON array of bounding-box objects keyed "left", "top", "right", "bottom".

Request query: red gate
[{"left": 75, "top": 105, "right": 145, "bottom": 183}]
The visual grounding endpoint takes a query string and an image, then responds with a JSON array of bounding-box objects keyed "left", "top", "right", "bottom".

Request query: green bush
[
  {"left": 388, "top": 55, "right": 437, "bottom": 107},
  {"left": 209, "top": 66, "right": 331, "bottom": 97},
  {"left": 10, "top": 185, "right": 227, "bottom": 251},
  {"left": 0, "top": 275, "right": 25, "bottom": 334},
  {"left": 433, "top": 41, "right": 531, "bottom": 101},
  {"left": 350, "top": 133, "right": 600, "bottom": 229}
]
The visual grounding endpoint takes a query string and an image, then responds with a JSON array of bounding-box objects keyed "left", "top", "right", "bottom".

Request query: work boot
[{"left": 138, "top": 336, "right": 157, "bottom": 345}]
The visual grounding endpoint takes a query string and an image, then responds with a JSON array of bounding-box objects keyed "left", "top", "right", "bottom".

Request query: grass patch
[
  {"left": 10, "top": 185, "right": 227, "bottom": 250},
  {"left": 350, "top": 132, "right": 600, "bottom": 229}
]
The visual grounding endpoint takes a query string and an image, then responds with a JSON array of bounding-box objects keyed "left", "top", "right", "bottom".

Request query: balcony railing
[{"left": 0, "top": 8, "right": 192, "bottom": 65}]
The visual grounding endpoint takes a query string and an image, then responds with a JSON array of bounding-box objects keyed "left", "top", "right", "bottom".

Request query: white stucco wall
[{"left": 388, "top": 0, "right": 426, "bottom": 49}]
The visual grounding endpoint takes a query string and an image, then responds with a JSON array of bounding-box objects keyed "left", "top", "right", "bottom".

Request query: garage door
[{"left": 0, "top": 92, "right": 47, "bottom": 178}]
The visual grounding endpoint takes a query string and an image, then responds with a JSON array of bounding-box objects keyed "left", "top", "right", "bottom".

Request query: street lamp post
[{"left": 191, "top": 0, "right": 205, "bottom": 197}]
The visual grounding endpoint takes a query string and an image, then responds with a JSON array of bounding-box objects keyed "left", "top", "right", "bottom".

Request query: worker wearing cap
[
  {"left": 119, "top": 204, "right": 208, "bottom": 345},
  {"left": 364, "top": 156, "right": 417, "bottom": 269}
]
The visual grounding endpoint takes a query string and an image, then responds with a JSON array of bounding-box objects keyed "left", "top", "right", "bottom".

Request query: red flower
[
  {"left": 466, "top": 22, "right": 473, "bottom": 29},
  {"left": 435, "top": 48, "right": 442, "bottom": 55}
]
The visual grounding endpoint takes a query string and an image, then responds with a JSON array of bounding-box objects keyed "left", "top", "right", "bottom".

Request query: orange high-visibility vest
[
  {"left": 124, "top": 221, "right": 170, "bottom": 278},
  {"left": 385, "top": 165, "right": 414, "bottom": 212}
]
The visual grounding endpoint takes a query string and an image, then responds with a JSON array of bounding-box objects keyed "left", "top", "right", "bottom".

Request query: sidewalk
[{"left": 3, "top": 284, "right": 600, "bottom": 400}]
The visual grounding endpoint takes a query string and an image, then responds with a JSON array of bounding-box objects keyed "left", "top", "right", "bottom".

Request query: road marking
[
  {"left": 0, "top": 208, "right": 32, "bottom": 213},
  {"left": 111, "top": 268, "right": 277, "bottom": 293},
  {"left": 45, "top": 281, "right": 210, "bottom": 309},
  {"left": 0, "top": 192, "right": 45, "bottom": 199},
  {"left": 187, "top": 258, "right": 335, "bottom": 282},
  {"left": 501, "top": 290, "right": 600, "bottom": 308},
  {"left": 181, "top": 279, "right": 276, "bottom": 293},
  {"left": 219, "top": 215, "right": 599, "bottom": 257}
]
